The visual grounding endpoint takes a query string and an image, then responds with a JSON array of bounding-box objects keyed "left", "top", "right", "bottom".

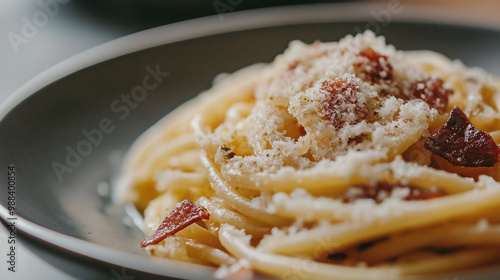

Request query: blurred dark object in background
[
  {"left": 75, "top": 0, "right": 351, "bottom": 31},
  {"left": 0, "top": 0, "right": 351, "bottom": 106}
]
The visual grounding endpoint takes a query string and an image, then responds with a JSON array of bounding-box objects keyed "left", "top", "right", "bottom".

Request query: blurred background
[
  {"left": 1, "top": 0, "right": 499, "bottom": 104},
  {"left": 0, "top": 0, "right": 499, "bottom": 279}
]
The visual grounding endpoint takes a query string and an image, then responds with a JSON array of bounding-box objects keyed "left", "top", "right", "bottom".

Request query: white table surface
[
  {"left": 0, "top": 224, "right": 77, "bottom": 280},
  {"left": 0, "top": 1, "right": 124, "bottom": 279}
]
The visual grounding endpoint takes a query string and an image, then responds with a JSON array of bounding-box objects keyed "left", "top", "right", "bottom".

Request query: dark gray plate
[{"left": 1, "top": 3, "right": 500, "bottom": 279}]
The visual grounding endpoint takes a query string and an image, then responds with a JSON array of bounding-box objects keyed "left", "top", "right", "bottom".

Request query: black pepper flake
[{"left": 220, "top": 145, "right": 236, "bottom": 159}]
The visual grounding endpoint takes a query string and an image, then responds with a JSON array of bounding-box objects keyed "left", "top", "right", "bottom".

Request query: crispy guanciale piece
[
  {"left": 141, "top": 199, "right": 210, "bottom": 247},
  {"left": 424, "top": 106, "right": 500, "bottom": 167},
  {"left": 321, "top": 78, "right": 366, "bottom": 130},
  {"left": 342, "top": 182, "right": 446, "bottom": 204},
  {"left": 409, "top": 77, "right": 451, "bottom": 114},
  {"left": 355, "top": 47, "right": 393, "bottom": 83}
]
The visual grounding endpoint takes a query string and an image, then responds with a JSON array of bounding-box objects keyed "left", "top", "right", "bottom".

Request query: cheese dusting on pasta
[{"left": 116, "top": 31, "right": 500, "bottom": 279}]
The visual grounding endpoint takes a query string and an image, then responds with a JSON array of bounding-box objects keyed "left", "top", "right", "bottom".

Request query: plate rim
[
  {"left": 2, "top": 2, "right": 500, "bottom": 278},
  {"left": 2, "top": 2, "right": 500, "bottom": 120}
]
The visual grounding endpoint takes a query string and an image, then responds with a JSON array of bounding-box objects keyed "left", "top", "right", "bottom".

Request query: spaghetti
[{"left": 115, "top": 31, "right": 500, "bottom": 279}]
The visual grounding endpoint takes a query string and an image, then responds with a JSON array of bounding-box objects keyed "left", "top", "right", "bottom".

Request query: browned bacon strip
[
  {"left": 141, "top": 199, "right": 210, "bottom": 247},
  {"left": 424, "top": 106, "right": 500, "bottom": 167},
  {"left": 321, "top": 78, "right": 366, "bottom": 130},
  {"left": 355, "top": 47, "right": 393, "bottom": 83},
  {"left": 409, "top": 77, "right": 451, "bottom": 114}
]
